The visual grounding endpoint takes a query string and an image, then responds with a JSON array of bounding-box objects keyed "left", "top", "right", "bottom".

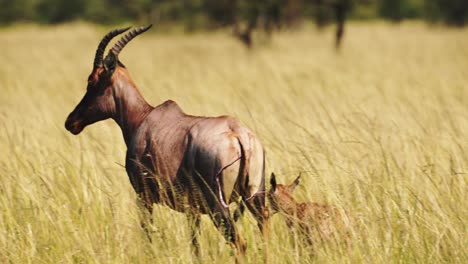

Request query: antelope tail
[{"left": 235, "top": 133, "right": 264, "bottom": 201}]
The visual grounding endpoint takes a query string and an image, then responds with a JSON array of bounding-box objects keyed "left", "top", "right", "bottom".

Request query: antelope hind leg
[
  {"left": 245, "top": 191, "right": 269, "bottom": 240},
  {"left": 187, "top": 212, "right": 201, "bottom": 257},
  {"left": 211, "top": 208, "right": 246, "bottom": 257}
]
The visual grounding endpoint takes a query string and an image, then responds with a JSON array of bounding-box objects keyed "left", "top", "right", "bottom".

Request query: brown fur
[
  {"left": 65, "top": 27, "right": 269, "bottom": 255},
  {"left": 268, "top": 173, "right": 352, "bottom": 249}
]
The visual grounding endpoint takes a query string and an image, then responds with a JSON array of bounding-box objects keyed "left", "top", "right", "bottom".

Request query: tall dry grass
[{"left": 0, "top": 22, "right": 466, "bottom": 263}]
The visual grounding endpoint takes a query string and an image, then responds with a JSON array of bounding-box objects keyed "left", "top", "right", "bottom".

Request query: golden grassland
[{"left": 0, "top": 22, "right": 466, "bottom": 263}]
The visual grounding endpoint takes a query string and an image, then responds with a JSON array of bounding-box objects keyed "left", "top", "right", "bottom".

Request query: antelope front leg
[
  {"left": 126, "top": 155, "right": 155, "bottom": 242},
  {"left": 137, "top": 195, "right": 154, "bottom": 242}
]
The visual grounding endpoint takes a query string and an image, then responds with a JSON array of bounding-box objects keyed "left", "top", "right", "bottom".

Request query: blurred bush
[{"left": 0, "top": 0, "right": 466, "bottom": 27}]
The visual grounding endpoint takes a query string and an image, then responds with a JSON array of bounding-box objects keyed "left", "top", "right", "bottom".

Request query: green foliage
[
  {"left": 0, "top": 0, "right": 38, "bottom": 23},
  {"left": 0, "top": 23, "right": 466, "bottom": 263},
  {"left": 378, "top": 0, "right": 425, "bottom": 21},
  {"left": 0, "top": 0, "right": 467, "bottom": 26},
  {"left": 36, "top": 0, "right": 85, "bottom": 23},
  {"left": 425, "top": 0, "right": 468, "bottom": 26}
]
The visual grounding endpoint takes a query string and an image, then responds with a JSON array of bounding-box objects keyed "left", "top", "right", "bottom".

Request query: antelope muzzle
[{"left": 65, "top": 112, "right": 85, "bottom": 135}]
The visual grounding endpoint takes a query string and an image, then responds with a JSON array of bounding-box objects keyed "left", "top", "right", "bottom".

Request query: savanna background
[{"left": 0, "top": 0, "right": 467, "bottom": 263}]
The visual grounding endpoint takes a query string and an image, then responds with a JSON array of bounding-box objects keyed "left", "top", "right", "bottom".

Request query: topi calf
[{"left": 268, "top": 173, "right": 353, "bottom": 251}]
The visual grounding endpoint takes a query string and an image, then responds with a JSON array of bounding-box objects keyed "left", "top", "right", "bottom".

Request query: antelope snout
[{"left": 65, "top": 113, "right": 84, "bottom": 135}]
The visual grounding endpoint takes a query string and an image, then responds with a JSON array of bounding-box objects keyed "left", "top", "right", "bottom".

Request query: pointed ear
[
  {"left": 103, "top": 52, "right": 118, "bottom": 77},
  {"left": 288, "top": 173, "right": 301, "bottom": 192},
  {"left": 270, "top": 173, "right": 277, "bottom": 191}
]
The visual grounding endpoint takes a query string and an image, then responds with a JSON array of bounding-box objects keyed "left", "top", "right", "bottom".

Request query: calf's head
[
  {"left": 65, "top": 25, "right": 152, "bottom": 135},
  {"left": 268, "top": 173, "right": 301, "bottom": 213}
]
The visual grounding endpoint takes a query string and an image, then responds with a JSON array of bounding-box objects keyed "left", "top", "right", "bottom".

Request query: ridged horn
[
  {"left": 109, "top": 25, "right": 152, "bottom": 57},
  {"left": 93, "top": 27, "right": 131, "bottom": 69}
]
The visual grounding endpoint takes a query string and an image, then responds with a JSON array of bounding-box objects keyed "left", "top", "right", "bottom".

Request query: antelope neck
[
  {"left": 278, "top": 195, "right": 299, "bottom": 216},
  {"left": 111, "top": 72, "right": 153, "bottom": 146}
]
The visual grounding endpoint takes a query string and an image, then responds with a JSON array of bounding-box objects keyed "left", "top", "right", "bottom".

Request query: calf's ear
[
  {"left": 270, "top": 173, "right": 277, "bottom": 191},
  {"left": 288, "top": 173, "right": 301, "bottom": 192}
]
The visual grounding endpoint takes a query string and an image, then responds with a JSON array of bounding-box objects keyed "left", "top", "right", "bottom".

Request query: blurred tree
[
  {"left": 0, "top": 0, "right": 39, "bottom": 24},
  {"left": 230, "top": 0, "right": 308, "bottom": 48},
  {"left": 303, "top": 0, "right": 352, "bottom": 49},
  {"left": 1, "top": 0, "right": 467, "bottom": 48},
  {"left": 425, "top": 0, "right": 468, "bottom": 26},
  {"left": 36, "top": 0, "right": 85, "bottom": 23},
  {"left": 379, "top": 0, "right": 405, "bottom": 21},
  {"left": 334, "top": 0, "right": 352, "bottom": 49},
  {"left": 379, "top": 0, "right": 424, "bottom": 22},
  {"left": 232, "top": 0, "right": 258, "bottom": 48}
]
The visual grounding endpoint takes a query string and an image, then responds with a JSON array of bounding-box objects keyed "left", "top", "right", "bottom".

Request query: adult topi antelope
[{"left": 64, "top": 25, "right": 269, "bottom": 254}]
